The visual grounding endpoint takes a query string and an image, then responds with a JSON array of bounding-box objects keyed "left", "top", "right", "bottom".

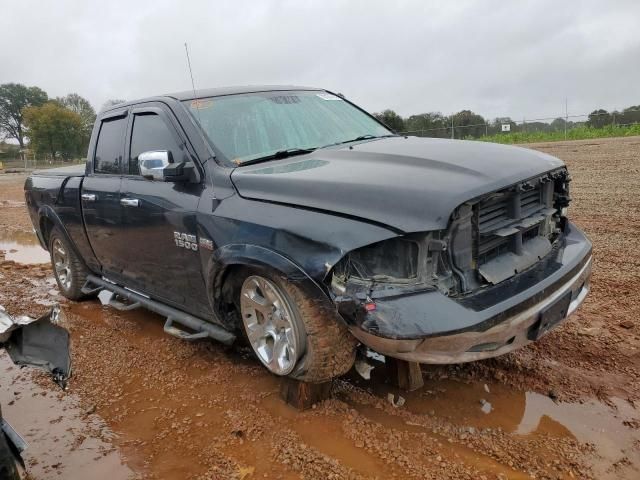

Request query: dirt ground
[{"left": 1, "top": 136, "right": 639, "bottom": 479}]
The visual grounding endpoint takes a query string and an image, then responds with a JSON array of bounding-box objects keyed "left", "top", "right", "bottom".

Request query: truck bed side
[{"left": 24, "top": 168, "right": 99, "bottom": 272}]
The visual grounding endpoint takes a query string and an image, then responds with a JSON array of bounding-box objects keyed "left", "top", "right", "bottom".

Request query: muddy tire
[
  {"left": 238, "top": 270, "right": 357, "bottom": 383},
  {"left": 49, "top": 226, "right": 91, "bottom": 301},
  {"left": 0, "top": 426, "right": 20, "bottom": 480}
]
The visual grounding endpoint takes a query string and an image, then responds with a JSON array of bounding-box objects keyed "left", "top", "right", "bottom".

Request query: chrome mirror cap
[{"left": 139, "top": 150, "right": 171, "bottom": 180}]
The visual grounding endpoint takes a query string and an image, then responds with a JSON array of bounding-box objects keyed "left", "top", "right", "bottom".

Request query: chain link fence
[
  {"left": 0, "top": 156, "right": 85, "bottom": 172},
  {"left": 399, "top": 107, "right": 640, "bottom": 141}
]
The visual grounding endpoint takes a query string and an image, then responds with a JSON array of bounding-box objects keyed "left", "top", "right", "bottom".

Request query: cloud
[{"left": 1, "top": 0, "right": 638, "bottom": 119}]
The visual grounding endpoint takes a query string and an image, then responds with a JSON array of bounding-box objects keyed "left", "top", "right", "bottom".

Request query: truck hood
[{"left": 230, "top": 137, "right": 564, "bottom": 232}]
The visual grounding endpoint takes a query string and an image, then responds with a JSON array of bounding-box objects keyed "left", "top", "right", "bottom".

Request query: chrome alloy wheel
[
  {"left": 52, "top": 238, "right": 71, "bottom": 290},
  {"left": 240, "top": 275, "right": 303, "bottom": 375}
]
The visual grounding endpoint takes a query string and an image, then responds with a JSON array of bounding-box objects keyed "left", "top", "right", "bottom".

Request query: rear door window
[
  {"left": 94, "top": 117, "right": 127, "bottom": 174},
  {"left": 128, "top": 113, "right": 182, "bottom": 175}
]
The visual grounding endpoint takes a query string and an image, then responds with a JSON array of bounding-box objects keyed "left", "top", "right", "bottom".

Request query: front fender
[{"left": 206, "top": 243, "right": 340, "bottom": 329}]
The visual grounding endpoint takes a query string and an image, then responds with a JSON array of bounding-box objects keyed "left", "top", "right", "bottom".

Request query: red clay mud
[{"left": 1, "top": 137, "right": 639, "bottom": 479}]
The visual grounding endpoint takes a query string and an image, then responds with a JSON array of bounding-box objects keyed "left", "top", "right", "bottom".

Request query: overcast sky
[{"left": 1, "top": 0, "right": 639, "bottom": 120}]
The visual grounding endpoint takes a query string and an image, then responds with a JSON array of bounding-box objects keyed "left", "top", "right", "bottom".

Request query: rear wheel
[
  {"left": 239, "top": 271, "right": 357, "bottom": 383},
  {"left": 49, "top": 226, "right": 91, "bottom": 301}
]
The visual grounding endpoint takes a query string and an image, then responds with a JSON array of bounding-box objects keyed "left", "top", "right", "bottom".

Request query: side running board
[
  {"left": 97, "top": 291, "right": 141, "bottom": 311},
  {"left": 85, "top": 275, "right": 236, "bottom": 345},
  {"left": 80, "top": 281, "right": 103, "bottom": 296}
]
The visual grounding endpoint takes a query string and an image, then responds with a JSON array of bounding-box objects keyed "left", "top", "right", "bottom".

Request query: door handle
[
  {"left": 81, "top": 193, "right": 96, "bottom": 202},
  {"left": 120, "top": 198, "right": 140, "bottom": 207}
]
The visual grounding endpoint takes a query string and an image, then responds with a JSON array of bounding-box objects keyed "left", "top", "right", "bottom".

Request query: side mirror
[{"left": 139, "top": 150, "right": 172, "bottom": 181}]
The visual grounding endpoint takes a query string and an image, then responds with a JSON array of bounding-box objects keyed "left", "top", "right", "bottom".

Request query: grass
[{"left": 477, "top": 124, "right": 640, "bottom": 144}]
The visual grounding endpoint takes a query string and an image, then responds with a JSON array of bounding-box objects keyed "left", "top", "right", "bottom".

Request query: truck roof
[{"left": 101, "top": 85, "right": 324, "bottom": 113}]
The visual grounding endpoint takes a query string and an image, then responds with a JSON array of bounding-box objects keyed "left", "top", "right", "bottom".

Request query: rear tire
[
  {"left": 238, "top": 270, "right": 357, "bottom": 383},
  {"left": 49, "top": 226, "right": 91, "bottom": 301}
]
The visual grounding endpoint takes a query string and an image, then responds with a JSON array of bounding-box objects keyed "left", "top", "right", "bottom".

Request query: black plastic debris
[{"left": 0, "top": 305, "right": 71, "bottom": 389}]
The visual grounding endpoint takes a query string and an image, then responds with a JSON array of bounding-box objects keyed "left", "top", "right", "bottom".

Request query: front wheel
[
  {"left": 239, "top": 272, "right": 357, "bottom": 383},
  {"left": 0, "top": 426, "right": 20, "bottom": 480}
]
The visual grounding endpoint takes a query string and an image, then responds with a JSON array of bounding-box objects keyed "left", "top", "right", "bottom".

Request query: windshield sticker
[
  {"left": 270, "top": 95, "right": 301, "bottom": 104},
  {"left": 316, "top": 93, "right": 341, "bottom": 101},
  {"left": 191, "top": 99, "right": 213, "bottom": 110}
]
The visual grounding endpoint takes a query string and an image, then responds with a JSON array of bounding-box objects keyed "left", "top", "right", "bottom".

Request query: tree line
[
  {"left": 0, "top": 83, "right": 124, "bottom": 161},
  {"left": 373, "top": 106, "right": 640, "bottom": 138}
]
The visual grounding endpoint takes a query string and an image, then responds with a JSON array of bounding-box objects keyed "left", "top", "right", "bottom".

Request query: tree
[
  {"left": 587, "top": 109, "right": 611, "bottom": 129},
  {"left": 101, "top": 98, "right": 126, "bottom": 111},
  {"left": 373, "top": 109, "right": 405, "bottom": 132},
  {"left": 619, "top": 106, "right": 640, "bottom": 125},
  {"left": 550, "top": 117, "right": 567, "bottom": 132},
  {"left": 405, "top": 112, "right": 449, "bottom": 137},
  {"left": 23, "top": 102, "right": 84, "bottom": 160},
  {"left": 57, "top": 93, "right": 96, "bottom": 133},
  {"left": 451, "top": 110, "right": 486, "bottom": 138},
  {"left": 0, "top": 83, "right": 48, "bottom": 148},
  {"left": 56, "top": 93, "right": 96, "bottom": 151}
]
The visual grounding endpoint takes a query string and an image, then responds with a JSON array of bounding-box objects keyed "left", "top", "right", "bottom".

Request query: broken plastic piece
[{"left": 0, "top": 305, "right": 71, "bottom": 389}]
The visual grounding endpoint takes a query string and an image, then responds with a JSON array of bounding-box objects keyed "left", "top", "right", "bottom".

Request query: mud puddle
[
  {"left": 0, "top": 352, "right": 134, "bottom": 480},
  {"left": 19, "top": 298, "right": 637, "bottom": 479},
  {"left": 0, "top": 230, "right": 49, "bottom": 264},
  {"left": 346, "top": 364, "right": 640, "bottom": 479},
  {"left": 6, "top": 301, "right": 640, "bottom": 480}
]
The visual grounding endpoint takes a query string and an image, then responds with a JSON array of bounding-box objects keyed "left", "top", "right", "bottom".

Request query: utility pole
[{"left": 564, "top": 98, "right": 568, "bottom": 140}]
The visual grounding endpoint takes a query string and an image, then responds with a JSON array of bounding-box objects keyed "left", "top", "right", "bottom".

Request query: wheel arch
[
  {"left": 206, "top": 244, "right": 340, "bottom": 330},
  {"left": 38, "top": 207, "right": 76, "bottom": 254}
]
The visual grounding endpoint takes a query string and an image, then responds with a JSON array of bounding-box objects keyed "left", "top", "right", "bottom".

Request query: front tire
[
  {"left": 49, "top": 226, "right": 90, "bottom": 301},
  {"left": 239, "top": 271, "right": 357, "bottom": 383}
]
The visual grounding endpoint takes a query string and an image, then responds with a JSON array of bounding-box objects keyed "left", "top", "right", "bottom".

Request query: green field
[{"left": 477, "top": 124, "right": 640, "bottom": 144}]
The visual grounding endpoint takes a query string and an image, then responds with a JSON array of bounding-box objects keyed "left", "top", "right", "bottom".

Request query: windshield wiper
[
  {"left": 321, "top": 134, "right": 400, "bottom": 149},
  {"left": 236, "top": 147, "right": 317, "bottom": 166}
]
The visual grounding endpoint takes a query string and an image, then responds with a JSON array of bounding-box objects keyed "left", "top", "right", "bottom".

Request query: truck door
[
  {"left": 81, "top": 111, "right": 127, "bottom": 278},
  {"left": 118, "top": 105, "right": 210, "bottom": 315}
]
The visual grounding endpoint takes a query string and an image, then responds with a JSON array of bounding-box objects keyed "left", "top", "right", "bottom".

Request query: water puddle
[
  {"left": 0, "top": 352, "right": 134, "bottom": 480},
  {"left": 347, "top": 364, "right": 640, "bottom": 479},
  {"left": 8, "top": 299, "right": 638, "bottom": 479},
  {"left": 0, "top": 230, "right": 50, "bottom": 264}
]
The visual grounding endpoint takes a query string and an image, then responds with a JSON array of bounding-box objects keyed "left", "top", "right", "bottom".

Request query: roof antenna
[
  {"left": 184, "top": 42, "right": 198, "bottom": 100},
  {"left": 183, "top": 42, "right": 213, "bottom": 162}
]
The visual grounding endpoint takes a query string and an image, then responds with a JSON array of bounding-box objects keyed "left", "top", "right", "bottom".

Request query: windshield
[{"left": 183, "top": 90, "right": 392, "bottom": 164}]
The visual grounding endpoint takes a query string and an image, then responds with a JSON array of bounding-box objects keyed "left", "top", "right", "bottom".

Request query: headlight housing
[
  {"left": 333, "top": 237, "right": 419, "bottom": 282},
  {"left": 330, "top": 233, "right": 457, "bottom": 296}
]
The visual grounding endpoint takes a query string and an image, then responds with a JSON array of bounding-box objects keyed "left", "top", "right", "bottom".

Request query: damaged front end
[
  {"left": 330, "top": 168, "right": 592, "bottom": 363},
  {"left": 449, "top": 168, "right": 571, "bottom": 289}
]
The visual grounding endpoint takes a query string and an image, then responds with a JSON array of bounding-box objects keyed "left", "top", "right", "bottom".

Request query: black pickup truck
[{"left": 24, "top": 86, "right": 592, "bottom": 382}]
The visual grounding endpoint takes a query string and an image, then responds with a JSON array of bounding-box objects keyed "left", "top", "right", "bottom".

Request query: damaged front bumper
[{"left": 343, "top": 222, "right": 592, "bottom": 364}]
